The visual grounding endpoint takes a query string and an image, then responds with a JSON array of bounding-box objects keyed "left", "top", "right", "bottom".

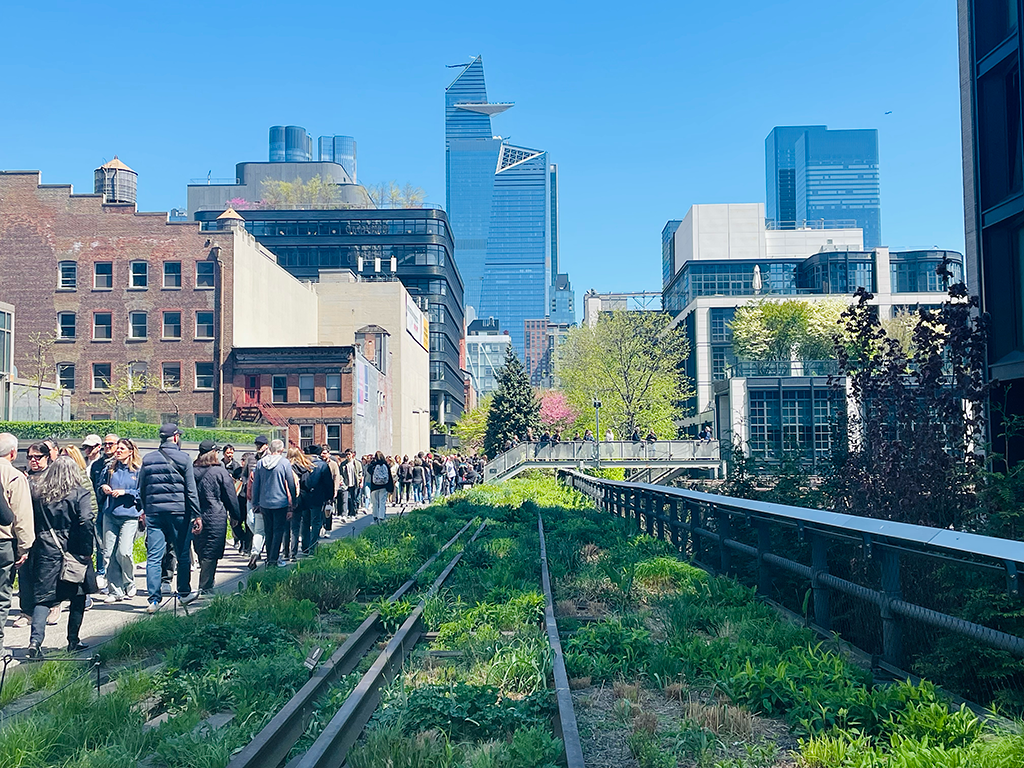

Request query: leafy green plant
[
  {"left": 628, "top": 730, "right": 676, "bottom": 768},
  {"left": 364, "top": 597, "right": 413, "bottom": 633},
  {"left": 506, "top": 726, "right": 564, "bottom": 768}
]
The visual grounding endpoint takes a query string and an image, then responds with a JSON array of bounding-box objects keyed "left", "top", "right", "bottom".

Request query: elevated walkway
[{"left": 483, "top": 440, "right": 721, "bottom": 483}]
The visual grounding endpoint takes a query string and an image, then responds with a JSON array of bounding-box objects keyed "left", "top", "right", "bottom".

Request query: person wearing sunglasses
[
  {"left": 89, "top": 434, "right": 118, "bottom": 590},
  {"left": 25, "top": 443, "right": 50, "bottom": 476}
]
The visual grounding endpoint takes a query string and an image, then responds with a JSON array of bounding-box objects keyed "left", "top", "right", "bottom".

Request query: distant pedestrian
[
  {"left": 605, "top": 429, "right": 615, "bottom": 442},
  {"left": 244, "top": 436, "right": 270, "bottom": 570},
  {"left": 251, "top": 439, "right": 297, "bottom": 568},
  {"left": 367, "top": 451, "right": 394, "bottom": 523},
  {"left": 411, "top": 459, "right": 425, "bottom": 503},
  {"left": 193, "top": 441, "right": 239, "bottom": 595},
  {"left": 399, "top": 456, "right": 413, "bottom": 503},
  {"left": 139, "top": 424, "right": 202, "bottom": 611}
]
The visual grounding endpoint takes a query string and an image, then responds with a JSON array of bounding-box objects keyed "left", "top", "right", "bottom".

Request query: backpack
[{"left": 371, "top": 462, "right": 389, "bottom": 486}]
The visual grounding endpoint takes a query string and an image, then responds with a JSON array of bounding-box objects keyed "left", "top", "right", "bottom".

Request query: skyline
[{"left": 0, "top": 1, "right": 965, "bottom": 307}]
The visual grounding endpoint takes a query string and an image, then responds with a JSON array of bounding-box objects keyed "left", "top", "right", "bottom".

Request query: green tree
[
  {"left": 484, "top": 349, "right": 539, "bottom": 457},
  {"left": 731, "top": 298, "right": 846, "bottom": 361},
  {"left": 259, "top": 175, "right": 342, "bottom": 209},
  {"left": 366, "top": 181, "right": 427, "bottom": 209},
  {"left": 453, "top": 395, "right": 492, "bottom": 454},
  {"left": 559, "top": 311, "right": 692, "bottom": 438}
]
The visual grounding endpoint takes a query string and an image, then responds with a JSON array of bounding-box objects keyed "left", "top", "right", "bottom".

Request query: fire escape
[{"left": 231, "top": 388, "right": 288, "bottom": 427}]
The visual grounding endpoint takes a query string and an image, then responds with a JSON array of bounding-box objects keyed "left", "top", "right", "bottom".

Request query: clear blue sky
[{"left": 1, "top": 0, "right": 963, "bottom": 301}]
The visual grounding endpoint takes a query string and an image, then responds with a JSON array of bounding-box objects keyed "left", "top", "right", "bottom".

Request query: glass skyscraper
[
  {"left": 445, "top": 56, "right": 565, "bottom": 355},
  {"left": 765, "top": 125, "right": 882, "bottom": 248}
]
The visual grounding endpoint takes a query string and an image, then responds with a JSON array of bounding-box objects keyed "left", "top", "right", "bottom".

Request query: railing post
[
  {"left": 645, "top": 493, "right": 655, "bottom": 537},
  {"left": 655, "top": 495, "right": 665, "bottom": 541},
  {"left": 669, "top": 498, "right": 681, "bottom": 550},
  {"left": 810, "top": 533, "right": 831, "bottom": 632},
  {"left": 755, "top": 519, "right": 772, "bottom": 598},
  {"left": 692, "top": 503, "right": 704, "bottom": 565},
  {"left": 880, "top": 548, "right": 903, "bottom": 669},
  {"left": 632, "top": 489, "right": 641, "bottom": 531},
  {"left": 716, "top": 508, "right": 731, "bottom": 574}
]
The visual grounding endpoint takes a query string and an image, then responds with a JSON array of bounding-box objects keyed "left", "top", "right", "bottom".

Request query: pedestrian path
[{"left": 1, "top": 507, "right": 400, "bottom": 665}]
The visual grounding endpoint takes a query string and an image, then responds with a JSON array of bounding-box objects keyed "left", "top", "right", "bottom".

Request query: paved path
[{"left": 0, "top": 506, "right": 414, "bottom": 664}]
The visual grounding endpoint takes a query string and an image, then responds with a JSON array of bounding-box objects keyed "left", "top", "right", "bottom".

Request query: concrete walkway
[{"left": 0, "top": 506, "right": 412, "bottom": 664}]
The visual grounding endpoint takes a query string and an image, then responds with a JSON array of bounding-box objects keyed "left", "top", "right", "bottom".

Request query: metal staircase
[{"left": 231, "top": 389, "right": 289, "bottom": 428}]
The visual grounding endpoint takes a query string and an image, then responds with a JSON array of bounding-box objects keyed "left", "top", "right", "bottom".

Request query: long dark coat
[
  {"left": 26, "top": 485, "right": 98, "bottom": 607},
  {"left": 193, "top": 464, "right": 239, "bottom": 562}
]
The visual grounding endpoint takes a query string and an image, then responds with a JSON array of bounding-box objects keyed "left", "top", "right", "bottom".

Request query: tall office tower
[
  {"left": 765, "top": 126, "right": 882, "bottom": 248},
  {"left": 445, "top": 56, "right": 558, "bottom": 357},
  {"left": 269, "top": 125, "right": 312, "bottom": 162},
  {"left": 318, "top": 135, "right": 357, "bottom": 182}
]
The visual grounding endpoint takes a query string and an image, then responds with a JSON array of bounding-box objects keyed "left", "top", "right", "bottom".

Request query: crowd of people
[{"left": 0, "top": 426, "right": 485, "bottom": 657}]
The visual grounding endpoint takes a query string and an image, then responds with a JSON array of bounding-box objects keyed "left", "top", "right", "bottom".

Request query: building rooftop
[{"left": 98, "top": 156, "right": 133, "bottom": 172}]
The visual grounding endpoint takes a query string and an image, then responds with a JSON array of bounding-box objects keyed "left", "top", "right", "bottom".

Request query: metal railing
[
  {"left": 560, "top": 470, "right": 1024, "bottom": 708},
  {"left": 483, "top": 440, "right": 720, "bottom": 480},
  {"left": 188, "top": 178, "right": 240, "bottom": 185},
  {"left": 726, "top": 360, "right": 839, "bottom": 378},
  {"left": 765, "top": 219, "right": 860, "bottom": 230}
]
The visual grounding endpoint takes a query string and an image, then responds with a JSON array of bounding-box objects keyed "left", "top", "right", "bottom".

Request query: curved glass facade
[{"left": 890, "top": 250, "right": 964, "bottom": 293}]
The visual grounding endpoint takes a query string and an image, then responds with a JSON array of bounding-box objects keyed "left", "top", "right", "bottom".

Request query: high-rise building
[
  {"left": 958, "top": 0, "right": 1024, "bottom": 452},
  {"left": 445, "top": 56, "right": 563, "bottom": 356},
  {"left": 465, "top": 317, "right": 511, "bottom": 397},
  {"left": 765, "top": 126, "right": 882, "bottom": 248},
  {"left": 318, "top": 135, "right": 357, "bottom": 182},
  {"left": 270, "top": 126, "right": 313, "bottom": 162},
  {"left": 550, "top": 273, "right": 575, "bottom": 325}
]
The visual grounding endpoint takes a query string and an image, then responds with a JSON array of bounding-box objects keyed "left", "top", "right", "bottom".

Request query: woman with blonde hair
[
  {"left": 98, "top": 438, "right": 142, "bottom": 603},
  {"left": 285, "top": 447, "right": 313, "bottom": 560}
]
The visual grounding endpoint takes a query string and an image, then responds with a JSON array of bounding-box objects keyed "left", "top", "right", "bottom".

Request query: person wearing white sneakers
[{"left": 98, "top": 439, "right": 142, "bottom": 604}]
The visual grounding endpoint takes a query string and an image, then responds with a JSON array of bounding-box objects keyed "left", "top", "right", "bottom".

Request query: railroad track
[{"left": 244, "top": 512, "right": 585, "bottom": 768}]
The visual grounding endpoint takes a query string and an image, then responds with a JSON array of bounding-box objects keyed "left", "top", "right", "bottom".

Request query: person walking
[
  {"left": 243, "top": 437, "right": 269, "bottom": 569},
  {"left": 89, "top": 433, "right": 118, "bottom": 589},
  {"left": 285, "top": 447, "right": 312, "bottom": 560},
  {"left": 367, "top": 451, "right": 393, "bottom": 523},
  {"left": 303, "top": 445, "right": 334, "bottom": 549},
  {"left": 98, "top": 438, "right": 142, "bottom": 603},
  {"left": 139, "top": 424, "right": 202, "bottom": 612},
  {"left": 0, "top": 433, "right": 35, "bottom": 654},
  {"left": 411, "top": 458, "right": 425, "bottom": 504},
  {"left": 399, "top": 456, "right": 412, "bottom": 503},
  {"left": 339, "top": 449, "right": 361, "bottom": 519},
  {"left": 193, "top": 441, "right": 238, "bottom": 595},
  {"left": 24, "top": 457, "right": 98, "bottom": 656},
  {"left": 251, "top": 439, "right": 296, "bottom": 568},
  {"left": 320, "top": 447, "right": 339, "bottom": 533}
]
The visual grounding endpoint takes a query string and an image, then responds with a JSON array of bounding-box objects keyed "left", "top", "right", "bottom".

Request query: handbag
[{"left": 47, "top": 527, "right": 87, "bottom": 584}]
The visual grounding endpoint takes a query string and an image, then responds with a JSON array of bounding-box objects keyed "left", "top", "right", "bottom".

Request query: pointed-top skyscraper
[{"left": 445, "top": 56, "right": 566, "bottom": 356}]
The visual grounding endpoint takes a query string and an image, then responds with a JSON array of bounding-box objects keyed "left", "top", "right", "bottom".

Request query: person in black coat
[
  {"left": 192, "top": 441, "right": 240, "bottom": 594},
  {"left": 24, "top": 457, "right": 98, "bottom": 657}
]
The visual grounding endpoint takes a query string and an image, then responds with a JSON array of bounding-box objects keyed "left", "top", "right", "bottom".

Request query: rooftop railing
[{"left": 726, "top": 360, "right": 840, "bottom": 378}]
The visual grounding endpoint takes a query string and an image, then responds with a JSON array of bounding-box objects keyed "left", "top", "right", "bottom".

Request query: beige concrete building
[{"left": 315, "top": 271, "right": 430, "bottom": 456}]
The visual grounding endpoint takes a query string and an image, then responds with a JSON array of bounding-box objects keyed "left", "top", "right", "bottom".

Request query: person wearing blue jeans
[{"left": 139, "top": 425, "right": 202, "bottom": 611}]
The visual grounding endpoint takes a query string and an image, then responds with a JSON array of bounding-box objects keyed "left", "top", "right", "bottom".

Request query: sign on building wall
[
  {"left": 355, "top": 356, "right": 369, "bottom": 418},
  {"left": 405, "top": 295, "right": 428, "bottom": 352}
]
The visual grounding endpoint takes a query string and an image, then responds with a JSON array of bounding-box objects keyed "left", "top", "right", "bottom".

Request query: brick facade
[{"left": 0, "top": 171, "right": 237, "bottom": 424}]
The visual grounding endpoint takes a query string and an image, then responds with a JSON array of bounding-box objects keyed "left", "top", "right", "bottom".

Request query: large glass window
[
  {"left": 272, "top": 375, "right": 288, "bottom": 403},
  {"left": 129, "top": 311, "right": 147, "bottom": 339},
  {"left": 195, "top": 311, "right": 214, "bottom": 340},
  {"left": 163, "top": 312, "right": 181, "bottom": 340},
  {"left": 93, "top": 312, "right": 112, "bottom": 340},
  {"left": 130, "top": 261, "right": 148, "bottom": 289},
  {"left": 92, "top": 363, "right": 111, "bottom": 391},
  {"left": 58, "top": 262, "right": 77, "bottom": 290},
  {"left": 195, "top": 362, "right": 214, "bottom": 390},
  {"left": 163, "top": 261, "right": 182, "bottom": 289},
  {"left": 196, "top": 262, "right": 215, "bottom": 288},
  {"left": 94, "top": 262, "right": 113, "bottom": 290},
  {"left": 57, "top": 312, "right": 76, "bottom": 339},
  {"left": 57, "top": 363, "right": 75, "bottom": 391},
  {"left": 325, "top": 374, "right": 341, "bottom": 402},
  {"left": 162, "top": 362, "right": 181, "bottom": 390}
]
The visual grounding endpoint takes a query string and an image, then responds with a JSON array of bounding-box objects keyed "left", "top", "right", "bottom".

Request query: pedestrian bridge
[{"left": 482, "top": 440, "right": 721, "bottom": 483}]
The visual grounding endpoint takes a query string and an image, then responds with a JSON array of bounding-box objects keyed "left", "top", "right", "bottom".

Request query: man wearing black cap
[{"left": 139, "top": 424, "right": 202, "bottom": 610}]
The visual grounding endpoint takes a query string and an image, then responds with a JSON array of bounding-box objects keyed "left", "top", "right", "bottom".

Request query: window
[
  {"left": 129, "top": 311, "right": 148, "bottom": 339},
  {"left": 196, "top": 262, "right": 215, "bottom": 289},
  {"left": 94, "top": 262, "right": 113, "bottom": 290},
  {"left": 92, "top": 363, "right": 111, "bottom": 390},
  {"left": 194, "top": 414, "right": 215, "bottom": 427},
  {"left": 272, "top": 375, "right": 288, "bottom": 403},
  {"left": 57, "top": 363, "right": 75, "bottom": 391},
  {"left": 195, "top": 362, "right": 214, "bottom": 390},
  {"left": 57, "top": 312, "right": 76, "bottom": 340},
  {"left": 299, "top": 374, "right": 315, "bottom": 402},
  {"left": 325, "top": 374, "right": 341, "bottom": 402},
  {"left": 163, "top": 261, "right": 182, "bottom": 289},
  {"left": 128, "top": 361, "right": 148, "bottom": 389},
  {"left": 162, "top": 362, "right": 181, "bottom": 390},
  {"left": 93, "top": 312, "right": 112, "bottom": 340},
  {"left": 163, "top": 311, "right": 181, "bottom": 340},
  {"left": 195, "top": 311, "right": 214, "bottom": 340},
  {"left": 299, "top": 425, "right": 314, "bottom": 448},
  {"left": 130, "top": 261, "right": 148, "bottom": 289},
  {"left": 58, "top": 262, "right": 77, "bottom": 290},
  {"left": 326, "top": 424, "right": 341, "bottom": 452}
]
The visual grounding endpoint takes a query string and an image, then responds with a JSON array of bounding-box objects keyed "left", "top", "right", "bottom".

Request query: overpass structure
[{"left": 482, "top": 440, "right": 721, "bottom": 483}]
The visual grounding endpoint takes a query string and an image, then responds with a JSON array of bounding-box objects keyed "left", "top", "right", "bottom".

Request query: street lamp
[{"left": 593, "top": 398, "right": 602, "bottom": 469}]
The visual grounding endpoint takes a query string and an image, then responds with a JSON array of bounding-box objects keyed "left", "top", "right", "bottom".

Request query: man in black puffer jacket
[{"left": 139, "top": 424, "right": 202, "bottom": 611}]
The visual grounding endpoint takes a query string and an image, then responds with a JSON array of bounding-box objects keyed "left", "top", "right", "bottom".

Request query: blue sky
[{"left": 2, "top": 0, "right": 963, "bottom": 302}]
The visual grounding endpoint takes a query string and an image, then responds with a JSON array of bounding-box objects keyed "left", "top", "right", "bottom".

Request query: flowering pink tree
[
  {"left": 225, "top": 197, "right": 255, "bottom": 210},
  {"left": 539, "top": 390, "right": 580, "bottom": 433}
]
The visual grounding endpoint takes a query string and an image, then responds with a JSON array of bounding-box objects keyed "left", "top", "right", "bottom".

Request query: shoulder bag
[{"left": 47, "top": 518, "right": 87, "bottom": 584}]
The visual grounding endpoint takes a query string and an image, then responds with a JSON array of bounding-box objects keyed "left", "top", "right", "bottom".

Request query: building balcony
[{"left": 726, "top": 360, "right": 840, "bottom": 378}]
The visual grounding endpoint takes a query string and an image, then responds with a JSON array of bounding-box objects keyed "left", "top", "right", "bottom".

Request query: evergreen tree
[{"left": 484, "top": 346, "right": 540, "bottom": 457}]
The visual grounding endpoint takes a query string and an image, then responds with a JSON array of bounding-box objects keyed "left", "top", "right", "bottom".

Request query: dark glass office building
[
  {"left": 766, "top": 125, "right": 882, "bottom": 248},
  {"left": 960, "top": 0, "right": 1024, "bottom": 453},
  {"left": 195, "top": 208, "right": 465, "bottom": 427}
]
